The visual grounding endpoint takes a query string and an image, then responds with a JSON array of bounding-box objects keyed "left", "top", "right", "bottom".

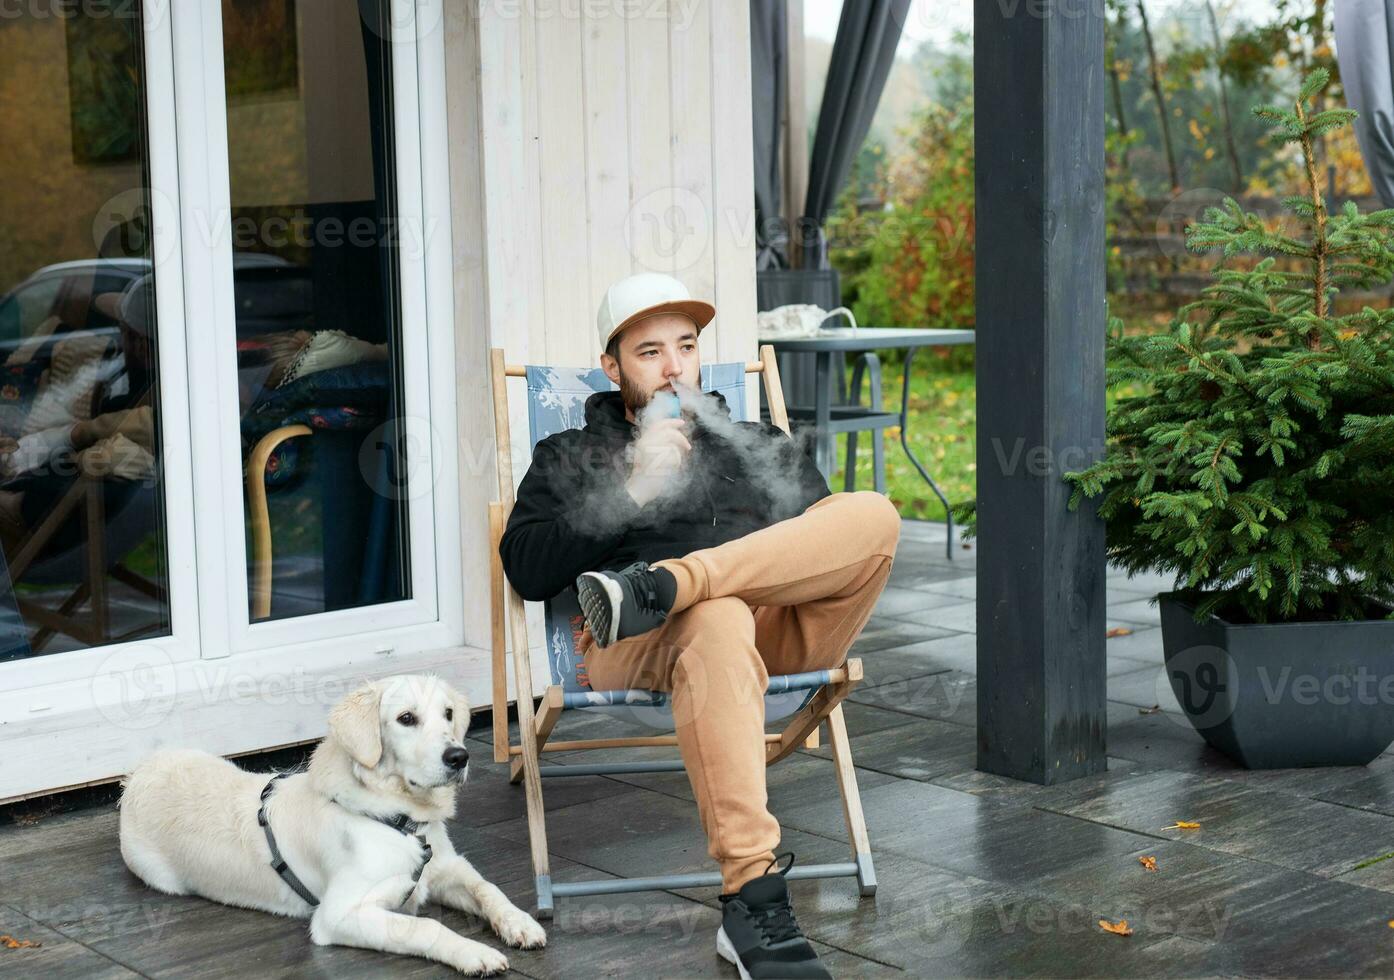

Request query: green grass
[
  {"left": 828, "top": 363, "right": 976, "bottom": 522},
  {"left": 828, "top": 354, "right": 1147, "bottom": 522}
]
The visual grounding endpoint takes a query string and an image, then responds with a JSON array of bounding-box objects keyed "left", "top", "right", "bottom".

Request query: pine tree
[{"left": 1065, "top": 69, "right": 1394, "bottom": 623}]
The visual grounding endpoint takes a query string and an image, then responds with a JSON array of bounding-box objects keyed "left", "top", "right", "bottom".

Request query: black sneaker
[
  {"left": 575, "top": 561, "right": 675, "bottom": 648},
  {"left": 717, "top": 855, "right": 830, "bottom": 980}
]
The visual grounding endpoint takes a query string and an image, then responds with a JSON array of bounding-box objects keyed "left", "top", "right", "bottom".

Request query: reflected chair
[{"left": 488, "top": 344, "right": 875, "bottom": 918}]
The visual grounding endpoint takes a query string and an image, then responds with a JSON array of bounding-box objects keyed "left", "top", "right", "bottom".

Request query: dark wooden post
[{"left": 973, "top": 0, "right": 1108, "bottom": 783}]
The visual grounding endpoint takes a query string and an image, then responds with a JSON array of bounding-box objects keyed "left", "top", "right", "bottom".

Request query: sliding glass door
[
  {"left": 0, "top": 0, "right": 453, "bottom": 672},
  {"left": 0, "top": 0, "right": 198, "bottom": 669},
  {"left": 220, "top": 0, "right": 412, "bottom": 624}
]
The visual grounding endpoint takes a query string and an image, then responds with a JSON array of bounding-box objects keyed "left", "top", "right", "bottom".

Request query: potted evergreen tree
[{"left": 1062, "top": 70, "right": 1394, "bottom": 767}]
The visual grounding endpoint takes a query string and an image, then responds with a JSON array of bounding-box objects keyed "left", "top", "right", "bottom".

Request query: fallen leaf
[
  {"left": 1106, "top": 627, "right": 1133, "bottom": 638},
  {"left": 1138, "top": 855, "right": 1158, "bottom": 872},
  {"left": 0, "top": 935, "right": 41, "bottom": 949},
  {"left": 1099, "top": 918, "right": 1134, "bottom": 936},
  {"left": 1138, "top": 704, "right": 1162, "bottom": 715},
  {"left": 1161, "top": 820, "right": 1201, "bottom": 830}
]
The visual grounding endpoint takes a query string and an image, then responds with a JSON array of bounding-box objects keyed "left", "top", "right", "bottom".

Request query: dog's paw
[
  {"left": 455, "top": 946, "right": 509, "bottom": 976},
  {"left": 495, "top": 909, "right": 547, "bottom": 949}
]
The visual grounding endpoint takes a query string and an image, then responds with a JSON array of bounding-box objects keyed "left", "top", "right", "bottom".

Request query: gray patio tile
[
  {"left": 849, "top": 669, "right": 977, "bottom": 726},
  {"left": 805, "top": 716, "right": 977, "bottom": 783},
  {"left": 491, "top": 879, "right": 781, "bottom": 980},
  {"left": 0, "top": 905, "right": 142, "bottom": 979},
  {"left": 1102, "top": 622, "right": 1165, "bottom": 663},
  {"left": 1316, "top": 768, "right": 1394, "bottom": 817},
  {"left": 916, "top": 577, "right": 978, "bottom": 601},
  {"left": 1107, "top": 567, "right": 1183, "bottom": 594},
  {"left": 858, "top": 630, "right": 979, "bottom": 678},
  {"left": 887, "top": 561, "right": 978, "bottom": 591},
  {"left": 870, "top": 584, "right": 967, "bottom": 619},
  {"left": 1035, "top": 767, "right": 1394, "bottom": 878},
  {"left": 453, "top": 755, "right": 653, "bottom": 831},
  {"left": 1109, "top": 665, "right": 1183, "bottom": 714},
  {"left": 850, "top": 616, "right": 957, "bottom": 655},
  {"left": 1022, "top": 838, "right": 1394, "bottom": 976},
  {"left": 900, "top": 914, "right": 1222, "bottom": 979},
  {"left": 1107, "top": 596, "right": 1163, "bottom": 626},
  {"left": 1106, "top": 651, "right": 1160, "bottom": 678},
  {"left": 1337, "top": 852, "right": 1394, "bottom": 893},
  {"left": 544, "top": 741, "right": 901, "bottom": 818},
  {"left": 1107, "top": 701, "right": 1394, "bottom": 798},
  {"left": 66, "top": 898, "right": 404, "bottom": 980},
  {"left": 829, "top": 700, "right": 928, "bottom": 739},
  {"left": 886, "top": 598, "right": 978, "bottom": 633},
  {"left": 780, "top": 779, "right": 1158, "bottom": 891},
  {"left": 4, "top": 829, "right": 210, "bottom": 931},
  {"left": 486, "top": 783, "right": 846, "bottom": 887},
  {"left": 1107, "top": 584, "right": 1164, "bottom": 604},
  {"left": 931, "top": 757, "right": 1159, "bottom": 808},
  {"left": 0, "top": 806, "right": 118, "bottom": 861}
]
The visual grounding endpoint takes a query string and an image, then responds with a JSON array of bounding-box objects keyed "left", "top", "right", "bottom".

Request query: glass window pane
[
  {"left": 0, "top": 2, "right": 172, "bottom": 659},
  {"left": 224, "top": 0, "right": 411, "bottom": 622}
]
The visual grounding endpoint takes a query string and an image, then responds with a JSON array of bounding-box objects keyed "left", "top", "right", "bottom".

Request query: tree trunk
[
  {"left": 1205, "top": 0, "right": 1243, "bottom": 192},
  {"left": 1137, "top": 0, "right": 1180, "bottom": 193}
]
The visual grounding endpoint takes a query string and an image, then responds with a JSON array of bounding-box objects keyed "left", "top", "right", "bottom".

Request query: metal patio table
[{"left": 767, "top": 327, "right": 977, "bottom": 559}]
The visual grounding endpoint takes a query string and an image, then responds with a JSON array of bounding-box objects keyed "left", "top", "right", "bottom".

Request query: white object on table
[{"left": 756, "top": 304, "right": 857, "bottom": 341}]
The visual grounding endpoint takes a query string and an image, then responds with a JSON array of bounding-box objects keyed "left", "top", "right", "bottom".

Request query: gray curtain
[
  {"left": 751, "top": 0, "right": 790, "bottom": 270},
  {"left": 1336, "top": 0, "right": 1394, "bottom": 207},
  {"left": 799, "top": 0, "right": 911, "bottom": 269}
]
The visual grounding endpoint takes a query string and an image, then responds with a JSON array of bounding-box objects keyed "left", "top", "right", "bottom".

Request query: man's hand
[{"left": 626, "top": 417, "right": 690, "bottom": 507}]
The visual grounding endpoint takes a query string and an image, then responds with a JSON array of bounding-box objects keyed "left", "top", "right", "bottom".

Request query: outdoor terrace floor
[{"left": 3, "top": 521, "right": 1393, "bottom": 978}]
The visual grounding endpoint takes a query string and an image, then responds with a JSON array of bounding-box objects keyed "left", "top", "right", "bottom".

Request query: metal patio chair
[{"left": 487, "top": 344, "right": 875, "bottom": 918}]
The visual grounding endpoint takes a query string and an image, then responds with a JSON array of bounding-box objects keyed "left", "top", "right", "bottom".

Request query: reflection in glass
[
  {"left": 0, "top": 2, "right": 171, "bottom": 658},
  {"left": 225, "top": 0, "right": 411, "bottom": 621}
]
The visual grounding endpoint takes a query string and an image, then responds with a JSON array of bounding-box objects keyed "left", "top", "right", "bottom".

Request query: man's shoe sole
[
  {"left": 576, "top": 572, "right": 622, "bottom": 648},
  {"left": 716, "top": 927, "right": 752, "bottom": 980}
]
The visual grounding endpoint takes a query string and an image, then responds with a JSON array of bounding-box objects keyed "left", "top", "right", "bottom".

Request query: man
[{"left": 499, "top": 272, "right": 899, "bottom": 980}]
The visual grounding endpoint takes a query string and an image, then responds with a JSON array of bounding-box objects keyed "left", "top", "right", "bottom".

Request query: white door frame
[
  {"left": 0, "top": 0, "right": 471, "bottom": 802},
  {"left": 179, "top": 0, "right": 461, "bottom": 662}
]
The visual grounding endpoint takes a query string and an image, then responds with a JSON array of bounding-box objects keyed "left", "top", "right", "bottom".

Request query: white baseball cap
[{"left": 596, "top": 272, "right": 715, "bottom": 351}]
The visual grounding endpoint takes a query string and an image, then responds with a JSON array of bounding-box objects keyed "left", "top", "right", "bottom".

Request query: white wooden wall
[{"left": 445, "top": 0, "right": 757, "bottom": 650}]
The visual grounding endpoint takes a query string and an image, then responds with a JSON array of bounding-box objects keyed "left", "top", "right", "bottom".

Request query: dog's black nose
[{"left": 443, "top": 746, "right": 470, "bottom": 770}]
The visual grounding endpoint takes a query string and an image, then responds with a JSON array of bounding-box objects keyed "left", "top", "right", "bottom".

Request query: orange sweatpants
[{"left": 583, "top": 491, "right": 900, "bottom": 891}]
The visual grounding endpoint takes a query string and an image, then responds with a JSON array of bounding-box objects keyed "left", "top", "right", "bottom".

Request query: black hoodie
[{"left": 499, "top": 389, "right": 830, "bottom": 601}]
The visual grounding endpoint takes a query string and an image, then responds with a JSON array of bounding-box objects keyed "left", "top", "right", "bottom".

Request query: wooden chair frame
[{"left": 488, "top": 344, "right": 875, "bottom": 918}]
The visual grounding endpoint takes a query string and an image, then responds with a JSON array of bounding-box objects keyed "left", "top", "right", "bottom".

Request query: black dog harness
[{"left": 257, "top": 773, "right": 434, "bottom": 908}]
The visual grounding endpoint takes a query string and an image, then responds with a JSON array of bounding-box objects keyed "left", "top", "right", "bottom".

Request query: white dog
[{"left": 119, "top": 674, "right": 546, "bottom": 976}]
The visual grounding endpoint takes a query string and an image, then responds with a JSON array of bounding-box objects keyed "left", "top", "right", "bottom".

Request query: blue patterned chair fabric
[{"left": 522, "top": 362, "right": 826, "bottom": 727}]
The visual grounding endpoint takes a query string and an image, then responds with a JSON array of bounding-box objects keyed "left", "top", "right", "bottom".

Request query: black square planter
[{"left": 1159, "top": 592, "right": 1394, "bottom": 768}]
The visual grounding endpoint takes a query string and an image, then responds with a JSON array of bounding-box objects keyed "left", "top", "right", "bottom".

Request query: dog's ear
[
  {"left": 329, "top": 682, "right": 383, "bottom": 768},
  {"left": 451, "top": 689, "right": 472, "bottom": 742}
]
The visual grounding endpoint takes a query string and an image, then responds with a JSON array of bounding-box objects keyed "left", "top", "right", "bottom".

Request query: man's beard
[{"left": 618, "top": 370, "right": 667, "bottom": 416}]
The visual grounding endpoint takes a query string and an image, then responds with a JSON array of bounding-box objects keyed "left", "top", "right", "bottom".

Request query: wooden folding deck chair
[{"left": 487, "top": 344, "right": 875, "bottom": 918}]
